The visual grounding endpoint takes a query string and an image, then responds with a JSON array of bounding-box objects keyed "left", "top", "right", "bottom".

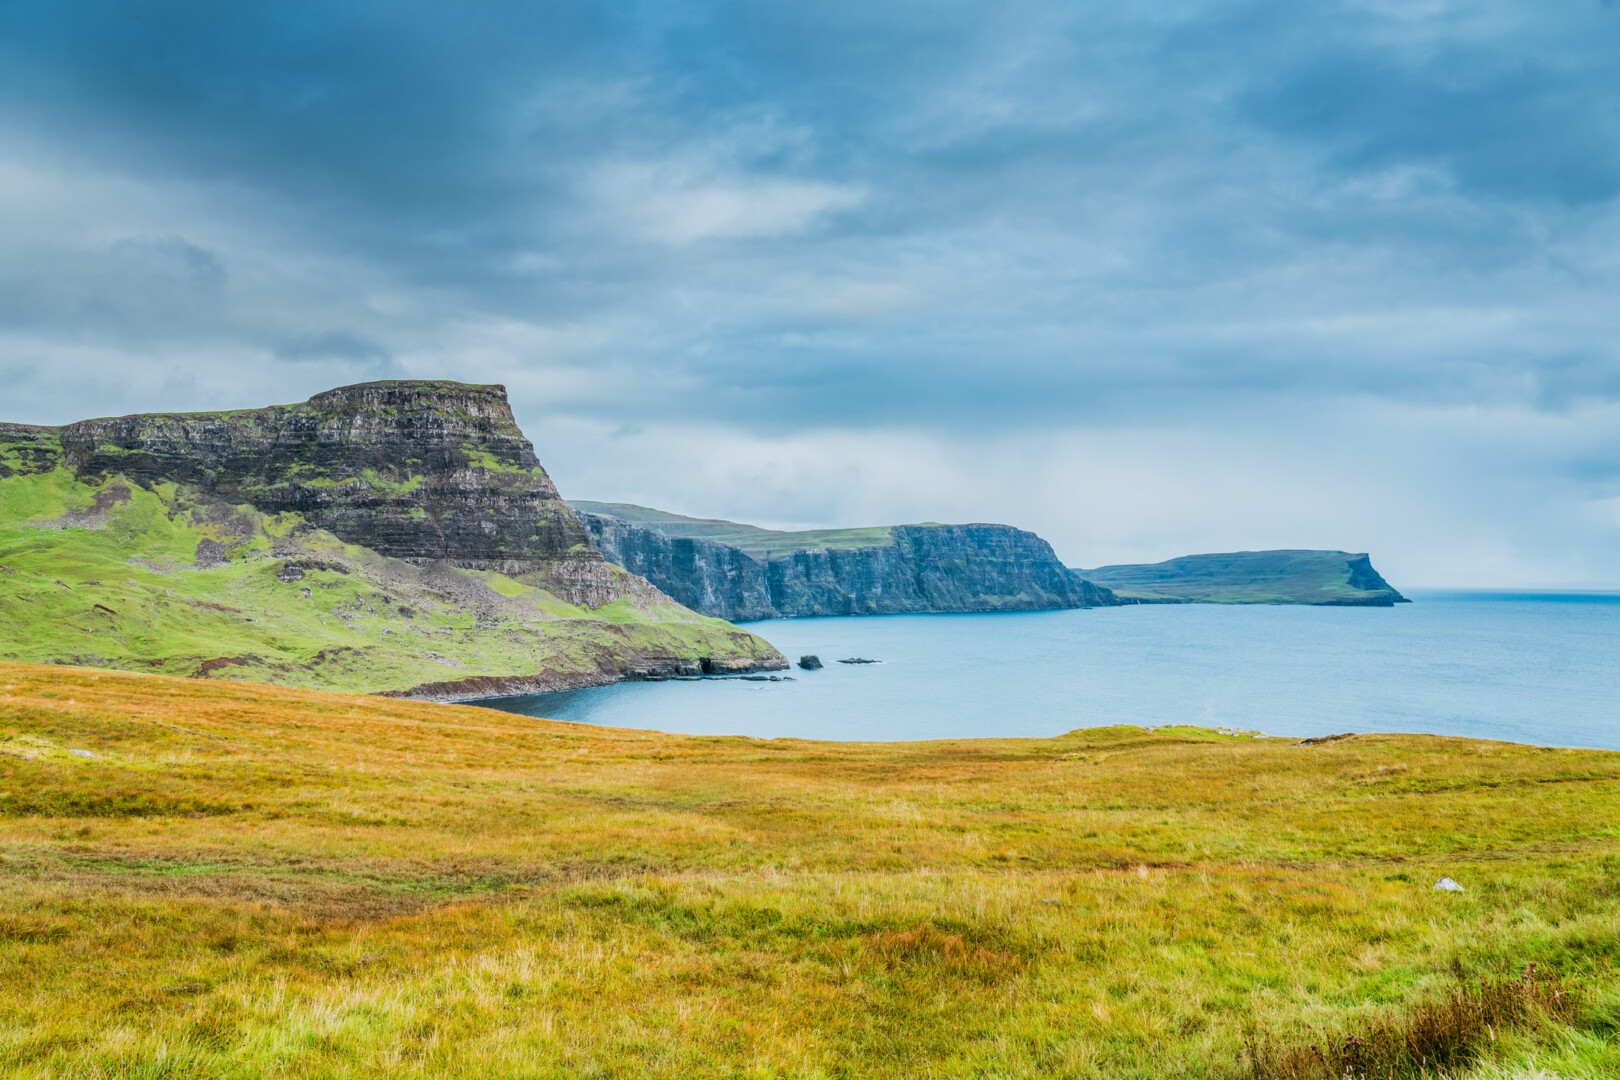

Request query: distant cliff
[
  {"left": 1077, "top": 550, "right": 1409, "bottom": 606},
  {"left": 572, "top": 502, "right": 1118, "bottom": 619},
  {"left": 579, "top": 512, "right": 779, "bottom": 620}
]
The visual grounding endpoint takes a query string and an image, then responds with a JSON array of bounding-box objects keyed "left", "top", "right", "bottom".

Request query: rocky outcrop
[
  {"left": 60, "top": 381, "right": 588, "bottom": 566},
  {"left": 577, "top": 507, "right": 1120, "bottom": 619},
  {"left": 377, "top": 654, "right": 786, "bottom": 703},
  {"left": 8, "top": 381, "right": 618, "bottom": 602},
  {"left": 0, "top": 423, "right": 64, "bottom": 478}
]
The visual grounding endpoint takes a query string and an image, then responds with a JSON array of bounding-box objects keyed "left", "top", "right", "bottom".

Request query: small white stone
[
  {"left": 69, "top": 748, "right": 96, "bottom": 758},
  {"left": 1434, "top": 877, "right": 1464, "bottom": 892}
]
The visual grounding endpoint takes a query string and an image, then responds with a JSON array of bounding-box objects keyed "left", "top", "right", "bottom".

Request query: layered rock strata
[
  {"left": 576, "top": 506, "right": 1119, "bottom": 620},
  {"left": 52, "top": 381, "right": 595, "bottom": 576},
  {"left": 579, "top": 512, "right": 779, "bottom": 620}
]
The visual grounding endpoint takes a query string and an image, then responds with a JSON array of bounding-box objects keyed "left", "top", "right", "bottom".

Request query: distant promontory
[
  {"left": 570, "top": 503, "right": 1408, "bottom": 618},
  {"left": 1078, "top": 550, "right": 1409, "bottom": 606},
  {"left": 570, "top": 502, "right": 1116, "bottom": 621}
]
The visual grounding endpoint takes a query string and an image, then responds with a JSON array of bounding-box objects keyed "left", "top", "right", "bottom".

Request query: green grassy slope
[
  {"left": 0, "top": 471, "right": 781, "bottom": 697},
  {"left": 569, "top": 501, "right": 904, "bottom": 558},
  {"left": 1079, "top": 550, "right": 1408, "bottom": 605}
]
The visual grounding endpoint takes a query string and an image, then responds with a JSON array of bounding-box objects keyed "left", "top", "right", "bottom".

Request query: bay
[{"left": 474, "top": 591, "right": 1620, "bottom": 749}]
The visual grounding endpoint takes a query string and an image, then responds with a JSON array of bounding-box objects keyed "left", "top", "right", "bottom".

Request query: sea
[{"left": 474, "top": 591, "right": 1620, "bottom": 750}]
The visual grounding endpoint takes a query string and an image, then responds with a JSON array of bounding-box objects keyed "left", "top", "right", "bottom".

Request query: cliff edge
[{"left": 571, "top": 502, "right": 1119, "bottom": 620}]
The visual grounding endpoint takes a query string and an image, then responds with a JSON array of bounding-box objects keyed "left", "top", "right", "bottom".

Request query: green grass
[
  {"left": 0, "top": 471, "right": 781, "bottom": 696},
  {"left": 0, "top": 664, "right": 1615, "bottom": 1078},
  {"left": 569, "top": 502, "right": 907, "bottom": 558},
  {"left": 1080, "top": 551, "right": 1407, "bottom": 605}
]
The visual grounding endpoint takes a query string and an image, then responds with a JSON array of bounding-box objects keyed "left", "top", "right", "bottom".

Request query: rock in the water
[
  {"left": 1434, "top": 877, "right": 1464, "bottom": 892},
  {"left": 838, "top": 657, "right": 879, "bottom": 665},
  {"left": 798, "top": 654, "right": 823, "bottom": 670}
]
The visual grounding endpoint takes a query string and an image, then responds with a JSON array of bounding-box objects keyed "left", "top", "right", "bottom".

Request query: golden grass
[
  {"left": 1247, "top": 965, "right": 1579, "bottom": 1079},
  {"left": 0, "top": 661, "right": 1617, "bottom": 1078}
]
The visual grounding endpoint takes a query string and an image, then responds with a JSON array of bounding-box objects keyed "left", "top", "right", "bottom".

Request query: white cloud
[
  {"left": 586, "top": 157, "right": 865, "bottom": 246},
  {"left": 527, "top": 395, "right": 1620, "bottom": 591}
]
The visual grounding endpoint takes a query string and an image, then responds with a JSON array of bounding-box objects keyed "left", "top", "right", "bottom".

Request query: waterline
[{"left": 475, "top": 592, "right": 1620, "bottom": 749}]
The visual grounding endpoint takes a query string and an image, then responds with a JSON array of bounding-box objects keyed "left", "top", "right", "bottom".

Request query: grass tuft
[{"left": 1248, "top": 966, "right": 1580, "bottom": 1080}]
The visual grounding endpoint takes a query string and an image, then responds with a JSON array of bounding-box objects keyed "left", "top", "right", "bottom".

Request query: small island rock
[{"left": 798, "top": 655, "right": 823, "bottom": 670}]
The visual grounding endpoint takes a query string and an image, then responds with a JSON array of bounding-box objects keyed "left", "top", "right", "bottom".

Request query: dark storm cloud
[
  {"left": 2, "top": 3, "right": 1615, "bottom": 413},
  {"left": 1247, "top": 30, "right": 1620, "bottom": 207}
]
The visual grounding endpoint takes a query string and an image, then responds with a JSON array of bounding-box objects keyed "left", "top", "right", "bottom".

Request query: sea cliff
[
  {"left": 0, "top": 382, "right": 784, "bottom": 696},
  {"left": 573, "top": 503, "right": 1118, "bottom": 619}
]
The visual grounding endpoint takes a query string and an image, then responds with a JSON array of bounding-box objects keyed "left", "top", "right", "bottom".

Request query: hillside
[
  {"left": 570, "top": 502, "right": 1117, "bottom": 620},
  {"left": 1079, "top": 550, "right": 1409, "bottom": 606},
  {"left": 1, "top": 663, "right": 1615, "bottom": 1078},
  {"left": 0, "top": 383, "right": 783, "bottom": 697}
]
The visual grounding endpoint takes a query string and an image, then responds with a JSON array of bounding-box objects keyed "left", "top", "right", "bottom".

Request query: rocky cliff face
[
  {"left": 8, "top": 381, "right": 626, "bottom": 605},
  {"left": 582, "top": 513, "right": 778, "bottom": 620},
  {"left": 578, "top": 509, "right": 1119, "bottom": 619}
]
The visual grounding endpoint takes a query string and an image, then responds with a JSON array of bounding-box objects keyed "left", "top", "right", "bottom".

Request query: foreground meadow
[{"left": 0, "top": 663, "right": 1616, "bottom": 1078}]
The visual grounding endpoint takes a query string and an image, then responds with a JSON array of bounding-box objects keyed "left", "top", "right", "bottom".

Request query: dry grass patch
[{"left": 1248, "top": 965, "right": 1580, "bottom": 1079}]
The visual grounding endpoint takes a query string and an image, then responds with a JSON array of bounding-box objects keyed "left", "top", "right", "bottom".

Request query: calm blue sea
[{"left": 474, "top": 592, "right": 1620, "bottom": 749}]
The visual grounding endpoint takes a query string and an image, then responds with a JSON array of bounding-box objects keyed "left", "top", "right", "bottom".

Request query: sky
[{"left": 2, "top": 1, "right": 1619, "bottom": 587}]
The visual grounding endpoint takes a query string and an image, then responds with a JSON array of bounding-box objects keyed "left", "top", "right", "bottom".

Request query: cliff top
[
  {"left": 33, "top": 379, "right": 513, "bottom": 430},
  {"left": 569, "top": 501, "right": 992, "bottom": 559}
]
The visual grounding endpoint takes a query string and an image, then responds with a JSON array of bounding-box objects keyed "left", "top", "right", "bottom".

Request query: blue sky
[{"left": 3, "top": 1, "right": 1619, "bottom": 586}]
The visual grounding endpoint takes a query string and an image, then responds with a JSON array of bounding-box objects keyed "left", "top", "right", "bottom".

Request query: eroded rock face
[
  {"left": 578, "top": 510, "right": 1120, "bottom": 619},
  {"left": 46, "top": 381, "right": 599, "bottom": 574},
  {"left": 767, "top": 524, "right": 1116, "bottom": 616},
  {"left": 583, "top": 514, "right": 778, "bottom": 620},
  {"left": 0, "top": 423, "right": 65, "bottom": 478}
]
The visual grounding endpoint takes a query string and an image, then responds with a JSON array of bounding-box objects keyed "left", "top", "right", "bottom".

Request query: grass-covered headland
[
  {"left": 0, "top": 468, "right": 780, "bottom": 698},
  {"left": 1, "top": 664, "right": 1616, "bottom": 1078}
]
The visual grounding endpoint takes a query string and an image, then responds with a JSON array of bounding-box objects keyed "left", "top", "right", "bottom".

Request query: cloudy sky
[{"left": 3, "top": 1, "right": 1619, "bottom": 587}]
